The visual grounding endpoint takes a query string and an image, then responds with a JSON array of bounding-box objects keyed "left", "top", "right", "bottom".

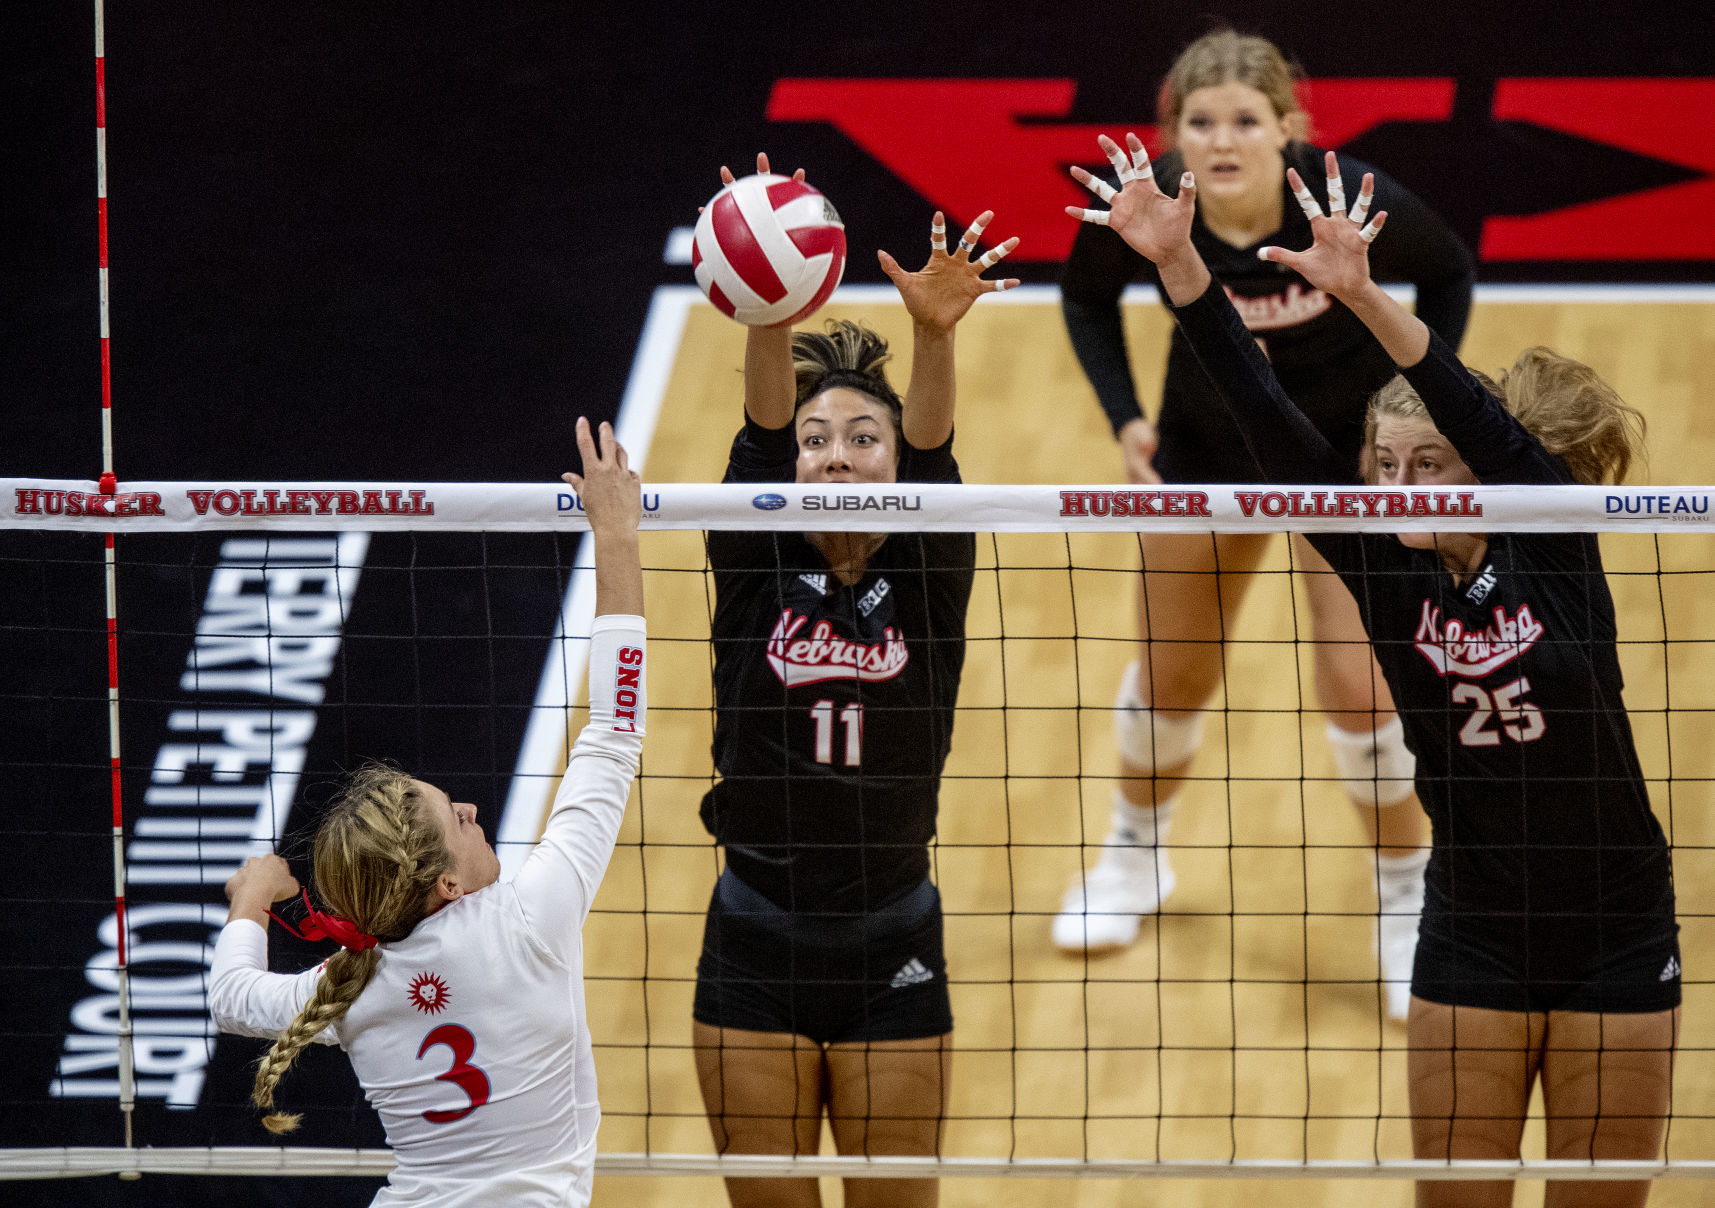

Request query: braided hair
[{"left": 251, "top": 763, "right": 452, "bottom": 1134}]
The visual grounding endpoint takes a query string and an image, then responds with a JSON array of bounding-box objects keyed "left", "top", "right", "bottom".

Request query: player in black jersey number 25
[{"left": 1070, "top": 135, "right": 1678, "bottom": 1208}]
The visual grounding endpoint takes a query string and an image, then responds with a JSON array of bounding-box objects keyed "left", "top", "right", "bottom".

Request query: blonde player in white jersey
[{"left": 211, "top": 416, "right": 645, "bottom": 1207}]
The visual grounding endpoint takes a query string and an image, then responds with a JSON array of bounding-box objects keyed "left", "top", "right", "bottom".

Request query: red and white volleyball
[{"left": 692, "top": 173, "right": 846, "bottom": 327}]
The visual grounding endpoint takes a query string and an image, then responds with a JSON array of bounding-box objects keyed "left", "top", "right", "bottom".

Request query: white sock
[
  {"left": 1112, "top": 793, "right": 1175, "bottom": 848},
  {"left": 1376, "top": 848, "right": 1428, "bottom": 902}
]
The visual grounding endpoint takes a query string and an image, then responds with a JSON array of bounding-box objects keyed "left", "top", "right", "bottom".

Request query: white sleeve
[
  {"left": 514, "top": 613, "right": 645, "bottom": 958},
  {"left": 208, "top": 919, "right": 337, "bottom": 1045}
]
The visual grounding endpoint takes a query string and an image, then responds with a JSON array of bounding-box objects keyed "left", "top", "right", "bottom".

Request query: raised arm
[
  {"left": 878, "top": 211, "right": 1020, "bottom": 450},
  {"left": 1258, "top": 152, "right": 1561, "bottom": 484},
  {"left": 509, "top": 419, "right": 648, "bottom": 942},
  {"left": 1067, "top": 134, "right": 1344, "bottom": 485}
]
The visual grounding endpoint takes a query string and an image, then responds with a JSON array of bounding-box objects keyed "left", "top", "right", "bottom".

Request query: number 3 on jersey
[
  {"left": 1452, "top": 676, "right": 1546, "bottom": 746},
  {"left": 811, "top": 699, "right": 863, "bottom": 766},
  {"left": 417, "top": 1023, "right": 491, "bottom": 1123}
]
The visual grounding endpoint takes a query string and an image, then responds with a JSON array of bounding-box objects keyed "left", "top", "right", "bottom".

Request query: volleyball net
[{"left": 4, "top": 478, "right": 1713, "bottom": 1182}]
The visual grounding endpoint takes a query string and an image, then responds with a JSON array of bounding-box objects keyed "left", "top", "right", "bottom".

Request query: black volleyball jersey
[
  {"left": 1169, "top": 281, "right": 1674, "bottom": 946},
  {"left": 1062, "top": 143, "right": 1474, "bottom": 475},
  {"left": 701, "top": 418, "right": 976, "bottom": 916}
]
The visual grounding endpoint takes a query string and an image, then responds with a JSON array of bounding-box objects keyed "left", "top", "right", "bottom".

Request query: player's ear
[
  {"left": 432, "top": 871, "right": 463, "bottom": 905},
  {"left": 1281, "top": 109, "right": 1308, "bottom": 145}
]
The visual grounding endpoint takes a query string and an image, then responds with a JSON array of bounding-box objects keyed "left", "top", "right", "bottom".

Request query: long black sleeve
[
  {"left": 1165, "top": 278, "right": 1350, "bottom": 486},
  {"left": 1061, "top": 220, "right": 1149, "bottom": 435},
  {"left": 1360, "top": 162, "right": 1475, "bottom": 350},
  {"left": 1399, "top": 334, "right": 1572, "bottom": 486}
]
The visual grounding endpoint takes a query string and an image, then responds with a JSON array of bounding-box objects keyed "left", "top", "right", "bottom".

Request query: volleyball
[{"left": 692, "top": 173, "right": 846, "bottom": 327}]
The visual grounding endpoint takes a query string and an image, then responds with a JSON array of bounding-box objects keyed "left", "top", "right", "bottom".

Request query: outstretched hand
[
  {"left": 1256, "top": 151, "right": 1387, "bottom": 301},
  {"left": 562, "top": 418, "right": 642, "bottom": 536},
  {"left": 878, "top": 210, "right": 1020, "bottom": 333},
  {"left": 1067, "top": 133, "right": 1197, "bottom": 266}
]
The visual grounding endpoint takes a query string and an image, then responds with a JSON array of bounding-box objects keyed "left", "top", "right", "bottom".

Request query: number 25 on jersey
[{"left": 1453, "top": 676, "right": 1546, "bottom": 747}]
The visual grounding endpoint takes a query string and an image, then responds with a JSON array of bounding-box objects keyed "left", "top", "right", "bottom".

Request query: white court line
[
  {"left": 494, "top": 286, "right": 696, "bottom": 876},
  {"left": 496, "top": 276, "right": 1715, "bottom": 859}
]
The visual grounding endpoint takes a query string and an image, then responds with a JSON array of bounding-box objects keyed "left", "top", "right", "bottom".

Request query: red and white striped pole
[{"left": 94, "top": 0, "right": 139, "bottom": 1158}]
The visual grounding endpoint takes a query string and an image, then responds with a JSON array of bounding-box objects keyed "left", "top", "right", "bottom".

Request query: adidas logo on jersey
[
  {"left": 891, "top": 958, "right": 934, "bottom": 989},
  {"left": 799, "top": 573, "right": 828, "bottom": 595},
  {"left": 1661, "top": 956, "right": 1681, "bottom": 982}
]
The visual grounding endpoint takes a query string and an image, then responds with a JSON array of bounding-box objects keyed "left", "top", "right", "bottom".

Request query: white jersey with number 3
[{"left": 211, "top": 614, "right": 647, "bottom": 1206}]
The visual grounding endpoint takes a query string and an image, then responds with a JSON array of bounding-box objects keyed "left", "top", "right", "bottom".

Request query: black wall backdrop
[{"left": 4, "top": 3, "right": 1713, "bottom": 1204}]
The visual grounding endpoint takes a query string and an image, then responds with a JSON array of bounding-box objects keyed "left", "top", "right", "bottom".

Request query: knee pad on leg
[
  {"left": 1114, "top": 662, "right": 1205, "bottom": 772},
  {"left": 1326, "top": 717, "right": 1416, "bottom": 806}
]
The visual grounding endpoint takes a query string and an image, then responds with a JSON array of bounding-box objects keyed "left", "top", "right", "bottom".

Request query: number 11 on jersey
[{"left": 811, "top": 700, "right": 863, "bottom": 767}]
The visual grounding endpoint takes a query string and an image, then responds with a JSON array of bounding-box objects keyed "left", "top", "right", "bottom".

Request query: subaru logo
[{"left": 752, "top": 493, "right": 788, "bottom": 511}]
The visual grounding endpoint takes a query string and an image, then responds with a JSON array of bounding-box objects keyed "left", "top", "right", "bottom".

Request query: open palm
[
  {"left": 880, "top": 210, "right": 1020, "bottom": 332},
  {"left": 1067, "top": 133, "right": 1195, "bottom": 264},
  {"left": 1256, "top": 152, "right": 1389, "bottom": 301}
]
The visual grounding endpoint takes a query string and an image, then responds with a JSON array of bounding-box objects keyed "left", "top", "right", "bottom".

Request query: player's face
[
  {"left": 1372, "top": 415, "right": 1480, "bottom": 551},
  {"left": 1175, "top": 81, "right": 1292, "bottom": 208},
  {"left": 795, "top": 387, "right": 899, "bottom": 484},
  {"left": 414, "top": 780, "right": 501, "bottom": 897}
]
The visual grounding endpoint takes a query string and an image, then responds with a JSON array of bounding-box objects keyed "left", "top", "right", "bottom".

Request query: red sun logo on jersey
[{"left": 407, "top": 972, "right": 451, "bottom": 1015}]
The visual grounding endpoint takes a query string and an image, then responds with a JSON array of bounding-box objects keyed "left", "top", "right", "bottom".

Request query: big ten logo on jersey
[
  {"left": 1464, "top": 564, "right": 1498, "bottom": 605},
  {"left": 556, "top": 491, "right": 662, "bottom": 520},
  {"left": 857, "top": 577, "right": 890, "bottom": 617},
  {"left": 613, "top": 647, "right": 644, "bottom": 732},
  {"left": 1414, "top": 600, "right": 1548, "bottom": 747}
]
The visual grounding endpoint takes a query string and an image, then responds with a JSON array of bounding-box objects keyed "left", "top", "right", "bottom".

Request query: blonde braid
[
  {"left": 252, "top": 949, "right": 380, "bottom": 1134},
  {"left": 249, "top": 764, "right": 452, "bottom": 1133}
]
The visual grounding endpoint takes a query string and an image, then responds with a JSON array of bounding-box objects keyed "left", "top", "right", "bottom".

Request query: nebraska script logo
[
  {"left": 766, "top": 609, "right": 909, "bottom": 687},
  {"left": 1413, "top": 599, "right": 1544, "bottom": 678}
]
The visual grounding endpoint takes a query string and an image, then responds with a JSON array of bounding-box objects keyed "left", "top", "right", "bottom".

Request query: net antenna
[{"left": 91, "top": 0, "right": 141, "bottom": 1175}]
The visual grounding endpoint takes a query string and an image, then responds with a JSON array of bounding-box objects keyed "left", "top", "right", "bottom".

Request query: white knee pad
[
  {"left": 1114, "top": 662, "right": 1205, "bottom": 771},
  {"left": 1326, "top": 717, "right": 1417, "bottom": 806}
]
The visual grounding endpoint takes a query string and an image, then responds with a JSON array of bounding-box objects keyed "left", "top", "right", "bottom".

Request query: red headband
[{"left": 269, "top": 889, "right": 379, "bottom": 952}]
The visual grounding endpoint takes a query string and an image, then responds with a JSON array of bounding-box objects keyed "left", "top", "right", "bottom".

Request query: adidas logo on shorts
[
  {"left": 1661, "top": 956, "right": 1680, "bottom": 982},
  {"left": 799, "top": 573, "right": 828, "bottom": 594},
  {"left": 891, "top": 958, "right": 934, "bottom": 989}
]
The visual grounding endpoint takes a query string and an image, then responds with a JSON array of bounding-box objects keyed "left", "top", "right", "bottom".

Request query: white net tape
[{"left": 7, "top": 478, "right": 1713, "bottom": 533}]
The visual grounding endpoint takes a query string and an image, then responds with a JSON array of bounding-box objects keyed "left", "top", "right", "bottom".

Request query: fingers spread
[
  {"left": 1067, "top": 204, "right": 1111, "bottom": 227},
  {"left": 930, "top": 212, "right": 947, "bottom": 253},
  {"left": 1359, "top": 210, "right": 1388, "bottom": 244},
  {"left": 989, "top": 277, "right": 1019, "bottom": 292},
  {"left": 755, "top": 152, "right": 771, "bottom": 175},
  {"left": 1099, "top": 134, "right": 1136, "bottom": 184}
]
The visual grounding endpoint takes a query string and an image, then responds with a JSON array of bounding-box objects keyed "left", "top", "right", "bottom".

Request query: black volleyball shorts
[
  {"left": 692, "top": 869, "right": 954, "bottom": 1045},
  {"left": 1412, "top": 912, "right": 1682, "bottom": 1014}
]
